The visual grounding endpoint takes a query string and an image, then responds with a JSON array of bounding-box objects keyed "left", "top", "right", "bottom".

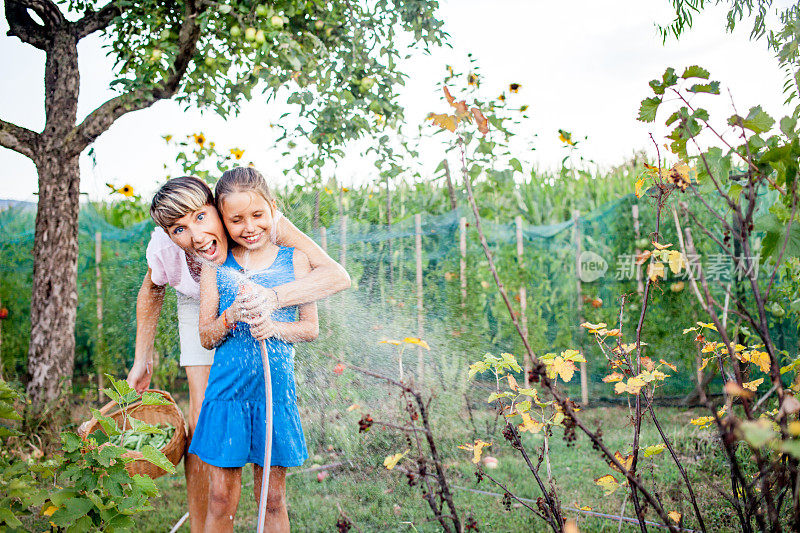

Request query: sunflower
[
  {"left": 162, "top": 134, "right": 173, "bottom": 142},
  {"left": 230, "top": 148, "right": 245, "bottom": 160},
  {"left": 467, "top": 72, "right": 478, "bottom": 87},
  {"left": 192, "top": 133, "right": 206, "bottom": 146},
  {"left": 497, "top": 93, "right": 505, "bottom": 102},
  {"left": 118, "top": 184, "right": 135, "bottom": 197},
  {"left": 520, "top": 105, "right": 528, "bottom": 112},
  {"left": 509, "top": 83, "right": 520, "bottom": 93}
]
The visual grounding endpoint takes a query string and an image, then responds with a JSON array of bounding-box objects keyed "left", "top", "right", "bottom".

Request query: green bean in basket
[{"left": 109, "top": 422, "right": 175, "bottom": 451}]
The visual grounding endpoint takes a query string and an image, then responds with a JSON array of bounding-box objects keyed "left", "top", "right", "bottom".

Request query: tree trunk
[{"left": 26, "top": 30, "right": 80, "bottom": 406}]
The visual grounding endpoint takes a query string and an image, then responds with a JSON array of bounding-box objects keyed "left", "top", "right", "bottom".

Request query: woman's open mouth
[{"left": 196, "top": 240, "right": 218, "bottom": 260}]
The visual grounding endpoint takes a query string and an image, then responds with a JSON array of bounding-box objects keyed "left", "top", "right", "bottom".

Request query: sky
[{"left": 0, "top": 0, "right": 794, "bottom": 202}]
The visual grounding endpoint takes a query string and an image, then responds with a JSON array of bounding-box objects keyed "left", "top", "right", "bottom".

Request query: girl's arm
[
  {"left": 251, "top": 250, "right": 319, "bottom": 342},
  {"left": 199, "top": 263, "right": 237, "bottom": 350}
]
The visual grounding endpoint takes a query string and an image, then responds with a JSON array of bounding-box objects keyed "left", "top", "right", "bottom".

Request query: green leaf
[
  {"left": 662, "top": 67, "right": 678, "bottom": 87},
  {"left": 91, "top": 408, "right": 121, "bottom": 437},
  {"left": 643, "top": 444, "right": 666, "bottom": 457},
  {"left": 688, "top": 81, "right": 720, "bottom": 94},
  {"left": 681, "top": 65, "right": 710, "bottom": 80},
  {"left": 782, "top": 439, "right": 800, "bottom": 459},
  {"left": 50, "top": 497, "right": 94, "bottom": 527},
  {"left": 0, "top": 426, "right": 23, "bottom": 438},
  {"left": 49, "top": 488, "right": 78, "bottom": 507},
  {"left": 755, "top": 213, "right": 800, "bottom": 261},
  {"left": 65, "top": 516, "right": 93, "bottom": 533},
  {"left": 742, "top": 106, "right": 775, "bottom": 134},
  {"left": 132, "top": 474, "right": 160, "bottom": 497},
  {"left": 780, "top": 116, "right": 797, "bottom": 136},
  {"left": 509, "top": 158, "right": 523, "bottom": 173},
  {"left": 638, "top": 97, "right": 661, "bottom": 123},
  {"left": 97, "top": 444, "right": 128, "bottom": 467},
  {"left": 0, "top": 507, "right": 22, "bottom": 527},
  {"left": 0, "top": 400, "right": 22, "bottom": 421},
  {"left": 139, "top": 445, "right": 176, "bottom": 474},
  {"left": 61, "top": 432, "right": 83, "bottom": 453},
  {"left": 486, "top": 391, "right": 515, "bottom": 403}
]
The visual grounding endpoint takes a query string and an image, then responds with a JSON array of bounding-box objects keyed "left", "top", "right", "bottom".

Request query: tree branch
[
  {"left": 4, "top": 0, "right": 62, "bottom": 49},
  {"left": 0, "top": 118, "right": 39, "bottom": 159},
  {"left": 72, "top": 2, "right": 121, "bottom": 40},
  {"left": 63, "top": 4, "right": 202, "bottom": 156}
]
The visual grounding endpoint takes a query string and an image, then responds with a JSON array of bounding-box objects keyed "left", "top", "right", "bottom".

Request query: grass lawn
[{"left": 134, "top": 402, "right": 738, "bottom": 532}]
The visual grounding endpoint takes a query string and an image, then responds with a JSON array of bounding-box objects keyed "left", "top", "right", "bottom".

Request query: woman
[{"left": 126, "top": 176, "right": 349, "bottom": 532}]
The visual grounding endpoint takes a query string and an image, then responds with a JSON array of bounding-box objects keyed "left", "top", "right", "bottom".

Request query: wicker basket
[{"left": 78, "top": 389, "right": 186, "bottom": 480}]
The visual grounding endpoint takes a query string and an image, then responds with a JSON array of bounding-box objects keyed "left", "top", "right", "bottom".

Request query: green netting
[{"left": 0, "top": 188, "right": 796, "bottom": 401}]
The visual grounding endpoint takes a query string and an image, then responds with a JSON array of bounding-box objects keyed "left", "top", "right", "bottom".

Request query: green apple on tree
[
  {"left": 230, "top": 25, "right": 242, "bottom": 37},
  {"left": 255, "top": 29, "right": 266, "bottom": 44},
  {"left": 271, "top": 15, "right": 284, "bottom": 28},
  {"left": 245, "top": 27, "right": 257, "bottom": 41},
  {"left": 256, "top": 5, "right": 269, "bottom": 16}
]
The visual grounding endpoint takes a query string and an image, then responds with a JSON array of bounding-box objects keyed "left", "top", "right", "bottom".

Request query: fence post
[
  {"left": 320, "top": 226, "right": 327, "bottom": 252},
  {"left": 632, "top": 204, "right": 644, "bottom": 295},
  {"left": 95, "top": 232, "right": 104, "bottom": 401},
  {"left": 515, "top": 216, "right": 531, "bottom": 387},
  {"left": 573, "top": 211, "right": 589, "bottom": 406},
  {"left": 339, "top": 215, "right": 347, "bottom": 269},
  {"left": 415, "top": 213, "right": 424, "bottom": 383},
  {"left": 459, "top": 217, "right": 467, "bottom": 315}
]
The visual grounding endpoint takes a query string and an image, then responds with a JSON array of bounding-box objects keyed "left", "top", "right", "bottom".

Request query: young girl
[{"left": 189, "top": 167, "right": 317, "bottom": 533}]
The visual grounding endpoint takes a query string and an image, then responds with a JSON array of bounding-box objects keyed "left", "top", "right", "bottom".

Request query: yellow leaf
[
  {"left": 379, "top": 339, "right": 402, "bottom": 346},
  {"left": 697, "top": 321, "right": 718, "bottom": 331},
  {"left": 682, "top": 327, "right": 697, "bottom": 334},
  {"left": 562, "top": 349, "right": 586, "bottom": 363},
  {"left": 428, "top": 112, "right": 459, "bottom": 132},
  {"left": 668, "top": 511, "right": 682, "bottom": 523},
  {"left": 580, "top": 505, "right": 593, "bottom": 511},
  {"left": 615, "top": 376, "right": 646, "bottom": 395},
  {"left": 635, "top": 178, "right": 647, "bottom": 198},
  {"left": 668, "top": 250, "right": 685, "bottom": 274},
  {"left": 547, "top": 356, "right": 577, "bottom": 383},
  {"left": 648, "top": 261, "right": 666, "bottom": 281},
  {"left": 458, "top": 439, "right": 492, "bottom": 464},
  {"left": 594, "top": 474, "right": 621, "bottom": 496},
  {"left": 660, "top": 359, "right": 677, "bottom": 372},
  {"left": 652, "top": 242, "right": 673, "bottom": 250},
  {"left": 750, "top": 351, "right": 771, "bottom": 373},
  {"left": 743, "top": 378, "right": 763, "bottom": 391},
  {"left": 347, "top": 403, "right": 361, "bottom": 412},
  {"left": 611, "top": 451, "right": 634, "bottom": 473},
  {"left": 518, "top": 412, "right": 544, "bottom": 433},
  {"left": 602, "top": 372, "right": 625, "bottom": 383},
  {"left": 384, "top": 450, "right": 409, "bottom": 470},
  {"left": 643, "top": 444, "right": 666, "bottom": 457},
  {"left": 506, "top": 374, "right": 519, "bottom": 391},
  {"left": 724, "top": 381, "right": 754, "bottom": 399},
  {"left": 699, "top": 357, "right": 713, "bottom": 371},
  {"left": 403, "top": 337, "right": 431, "bottom": 350},
  {"left": 580, "top": 321, "right": 607, "bottom": 333},
  {"left": 42, "top": 505, "right": 58, "bottom": 517},
  {"left": 690, "top": 415, "right": 714, "bottom": 429}
]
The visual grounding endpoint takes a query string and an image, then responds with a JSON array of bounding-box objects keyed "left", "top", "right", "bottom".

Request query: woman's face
[{"left": 165, "top": 203, "right": 228, "bottom": 264}]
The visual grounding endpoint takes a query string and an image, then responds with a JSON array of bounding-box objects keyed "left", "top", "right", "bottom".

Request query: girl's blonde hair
[
  {"left": 150, "top": 176, "right": 214, "bottom": 229},
  {"left": 215, "top": 167, "right": 276, "bottom": 210}
]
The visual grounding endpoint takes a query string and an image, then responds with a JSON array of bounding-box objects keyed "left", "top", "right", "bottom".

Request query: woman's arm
[
  {"left": 272, "top": 215, "right": 350, "bottom": 306},
  {"left": 198, "top": 263, "right": 234, "bottom": 350},
  {"left": 127, "top": 268, "right": 165, "bottom": 393}
]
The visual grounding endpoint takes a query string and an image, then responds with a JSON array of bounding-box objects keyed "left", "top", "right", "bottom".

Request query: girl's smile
[{"left": 221, "top": 191, "right": 277, "bottom": 253}]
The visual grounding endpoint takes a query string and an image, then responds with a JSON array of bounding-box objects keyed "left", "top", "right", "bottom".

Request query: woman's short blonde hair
[{"left": 150, "top": 176, "right": 214, "bottom": 229}]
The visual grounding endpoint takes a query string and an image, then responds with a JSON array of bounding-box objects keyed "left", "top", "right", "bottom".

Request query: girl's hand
[{"left": 249, "top": 315, "right": 277, "bottom": 341}]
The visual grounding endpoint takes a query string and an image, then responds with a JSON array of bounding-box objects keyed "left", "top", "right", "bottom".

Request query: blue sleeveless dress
[{"left": 188, "top": 247, "right": 309, "bottom": 468}]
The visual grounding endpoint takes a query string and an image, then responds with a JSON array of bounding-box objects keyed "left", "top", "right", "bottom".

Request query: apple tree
[{"left": 0, "top": 0, "right": 444, "bottom": 405}]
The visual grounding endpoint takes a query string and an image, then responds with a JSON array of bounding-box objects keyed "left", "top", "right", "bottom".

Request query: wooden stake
[
  {"left": 632, "top": 204, "right": 644, "bottom": 295},
  {"left": 573, "top": 211, "right": 588, "bottom": 406},
  {"left": 95, "top": 232, "right": 104, "bottom": 401},
  {"left": 320, "top": 226, "right": 327, "bottom": 252},
  {"left": 443, "top": 160, "right": 457, "bottom": 210},
  {"left": 415, "top": 213, "right": 424, "bottom": 383},
  {"left": 459, "top": 217, "right": 467, "bottom": 314},
  {"left": 516, "top": 216, "right": 530, "bottom": 387},
  {"left": 339, "top": 215, "right": 347, "bottom": 269}
]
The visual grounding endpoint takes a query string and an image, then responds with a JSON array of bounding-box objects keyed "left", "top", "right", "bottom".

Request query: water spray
[{"left": 257, "top": 338, "right": 272, "bottom": 533}]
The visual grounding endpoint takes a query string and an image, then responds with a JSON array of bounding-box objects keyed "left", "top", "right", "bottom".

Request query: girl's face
[
  {"left": 220, "top": 191, "right": 277, "bottom": 251},
  {"left": 166, "top": 203, "right": 228, "bottom": 264}
]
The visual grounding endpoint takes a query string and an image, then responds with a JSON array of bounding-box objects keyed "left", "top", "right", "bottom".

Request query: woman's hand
[
  {"left": 126, "top": 359, "right": 153, "bottom": 394},
  {"left": 237, "top": 284, "right": 279, "bottom": 318},
  {"left": 249, "top": 314, "right": 277, "bottom": 341}
]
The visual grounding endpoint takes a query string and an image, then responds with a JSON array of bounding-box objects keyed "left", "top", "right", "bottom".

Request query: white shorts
[{"left": 176, "top": 292, "right": 214, "bottom": 367}]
